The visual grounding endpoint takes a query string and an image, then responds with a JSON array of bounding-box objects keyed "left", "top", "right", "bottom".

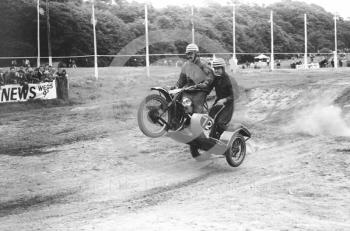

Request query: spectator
[
  {"left": 25, "top": 59, "right": 30, "bottom": 67},
  {"left": 0, "top": 68, "right": 4, "bottom": 85},
  {"left": 277, "top": 60, "right": 281, "bottom": 68},
  {"left": 30, "top": 68, "right": 42, "bottom": 83},
  {"left": 41, "top": 65, "right": 55, "bottom": 82},
  {"left": 16, "top": 67, "right": 29, "bottom": 92},
  {"left": 57, "top": 68, "right": 67, "bottom": 78},
  {"left": 0, "top": 65, "right": 64, "bottom": 86},
  {"left": 310, "top": 54, "right": 314, "bottom": 62},
  {"left": 25, "top": 68, "right": 36, "bottom": 83},
  {"left": 49, "top": 66, "right": 57, "bottom": 76},
  {"left": 58, "top": 61, "right": 66, "bottom": 68},
  {"left": 319, "top": 59, "right": 328, "bottom": 68},
  {"left": 11, "top": 59, "right": 17, "bottom": 67},
  {"left": 71, "top": 59, "right": 77, "bottom": 68},
  {"left": 4, "top": 66, "right": 19, "bottom": 84},
  {"left": 38, "top": 66, "right": 45, "bottom": 80},
  {"left": 17, "top": 67, "right": 26, "bottom": 83},
  {"left": 44, "top": 64, "right": 50, "bottom": 73}
]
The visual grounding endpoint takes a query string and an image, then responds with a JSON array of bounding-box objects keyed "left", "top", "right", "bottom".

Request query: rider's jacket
[
  {"left": 176, "top": 57, "right": 214, "bottom": 91},
  {"left": 175, "top": 57, "right": 215, "bottom": 113}
]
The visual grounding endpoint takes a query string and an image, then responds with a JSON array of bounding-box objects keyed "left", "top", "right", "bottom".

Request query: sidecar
[
  {"left": 167, "top": 113, "right": 251, "bottom": 167},
  {"left": 137, "top": 88, "right": 251, "bottom": 167}
]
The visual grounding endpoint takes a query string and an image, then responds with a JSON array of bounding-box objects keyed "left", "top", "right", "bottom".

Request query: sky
[{"left": 131, "top": 0, "right": 350, "bottom": 19}]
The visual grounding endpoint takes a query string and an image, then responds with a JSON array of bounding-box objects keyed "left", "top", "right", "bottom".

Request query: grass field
[
  {"left": 0, "top": 66, "right": 345, "bottom": 154},
  {"left": 1, "top": 66, "right": 350, "bottom": 230}
]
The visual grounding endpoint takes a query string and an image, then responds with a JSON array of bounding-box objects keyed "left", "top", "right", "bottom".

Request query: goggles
[{"left": 186, "top": 51, "right": 196, "bottom": 56}]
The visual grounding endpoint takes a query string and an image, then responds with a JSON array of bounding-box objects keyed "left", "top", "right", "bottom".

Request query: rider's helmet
[
  {"left": 211, "top": 58, "right": 226, "bottom": 76},
  {"left": 185, "top": 43, "right": 199, "bottom": 54},
  {"left": 185, "top": 43, "right": 199, "bottom": 62}
]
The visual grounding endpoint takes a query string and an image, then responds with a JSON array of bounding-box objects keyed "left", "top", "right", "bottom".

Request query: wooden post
[{"left": 56, "top": 75, "right": 69, "bottom": 101}]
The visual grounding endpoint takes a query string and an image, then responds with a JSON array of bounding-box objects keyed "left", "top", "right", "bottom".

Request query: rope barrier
[{"left": 0, "top": 52, "right": 348, "bottom": 59}]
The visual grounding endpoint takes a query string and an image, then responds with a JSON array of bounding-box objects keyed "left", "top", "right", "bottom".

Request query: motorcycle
[{"left": 137, "top": 86, "right": 251, "bottom": 167}]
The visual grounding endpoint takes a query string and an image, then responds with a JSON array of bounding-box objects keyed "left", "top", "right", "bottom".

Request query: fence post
[{"left": 56, "top": 76, "right": 69, "bottom": 101}]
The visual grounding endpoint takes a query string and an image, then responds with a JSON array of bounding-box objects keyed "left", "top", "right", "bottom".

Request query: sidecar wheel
[
  {"left": 137, "top": 94, "right": 169, "bottom": 138},
  {"left": 225, "top": 135, "right": 246, "bottom": 167},
  {"left": 190, "top": 145, "right": 201, "bottom": 158}
]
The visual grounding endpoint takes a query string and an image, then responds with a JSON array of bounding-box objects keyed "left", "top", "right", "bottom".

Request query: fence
[{"left": 0, "top": 52, "right": 349, "bottom": 71}]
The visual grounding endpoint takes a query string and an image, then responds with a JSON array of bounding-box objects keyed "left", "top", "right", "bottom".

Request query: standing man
[
  {"left": 0, "top": 68, "right": 4, "bottom": 85},
  {"left": 173, "top": 43, "right": 214, "bottom": 113},
  {"left": 25, "top": 59, "right": 30, "bottom": 67}
]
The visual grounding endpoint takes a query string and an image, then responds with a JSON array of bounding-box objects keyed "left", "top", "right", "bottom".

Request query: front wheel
[
  {"left": 137, "top": 94, "right": 169, "bottom": 138},
  {"left": 225, "top": 135, "right": 246, "bottom": 167}
]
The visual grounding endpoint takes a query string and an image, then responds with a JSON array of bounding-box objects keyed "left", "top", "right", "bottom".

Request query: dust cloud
[{"left": 285, "top": 104, "right": 350, "bottom": 137}]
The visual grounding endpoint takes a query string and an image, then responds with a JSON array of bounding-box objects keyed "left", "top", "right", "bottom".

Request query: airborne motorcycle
[{"left": 137, "top": 86, "right": 251, "bottom": 167}]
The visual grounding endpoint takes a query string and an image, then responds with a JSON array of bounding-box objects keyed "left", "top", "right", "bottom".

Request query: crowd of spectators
[{"left": 0, "top": 64, "right": 67, "bottom": 86}]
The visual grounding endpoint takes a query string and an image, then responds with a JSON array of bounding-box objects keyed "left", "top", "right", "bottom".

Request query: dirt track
[{"left": 0, "top": 67, "right": 349, "bottom": 230}]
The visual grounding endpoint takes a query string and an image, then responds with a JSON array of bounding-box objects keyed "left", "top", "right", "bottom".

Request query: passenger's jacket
[{"left": 209, "top": 72, "right": 234, "bottom": 106}]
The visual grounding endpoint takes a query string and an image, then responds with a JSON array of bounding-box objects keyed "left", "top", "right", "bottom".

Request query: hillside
[{"left": 0, "top": 0, "right": 349, "bottom": 66}]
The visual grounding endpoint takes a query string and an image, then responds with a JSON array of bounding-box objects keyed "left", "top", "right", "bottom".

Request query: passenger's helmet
[
  {"left": 185, "top": 43, "right": 199, "bottom": 53},
  {"left": 211, "top": 58, "right": 226, "bottom": 69}
]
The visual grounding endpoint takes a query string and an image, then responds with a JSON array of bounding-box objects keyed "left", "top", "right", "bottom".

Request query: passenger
[{"left": 208, "top": 58, "right": 234, "bottom": 139}]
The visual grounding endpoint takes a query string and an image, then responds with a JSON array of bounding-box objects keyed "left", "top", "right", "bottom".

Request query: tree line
[{"left": 0, "top": 0, "right": 349, "bottom": 66}]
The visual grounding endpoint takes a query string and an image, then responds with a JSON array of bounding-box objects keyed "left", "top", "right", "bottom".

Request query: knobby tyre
[
  {"left": 225, "top": 135, "right": 246, "bottom": 167},
  {"left": 137, "top": 94, "right": 169, "bottom": 138}
]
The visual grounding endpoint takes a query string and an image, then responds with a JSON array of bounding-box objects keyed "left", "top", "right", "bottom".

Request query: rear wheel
[
  {"left": 225, "top": 135, "right": 246, "bottom": 167},
  {"left": 137, "top": 94, "right": 169, "bottom": 138}
]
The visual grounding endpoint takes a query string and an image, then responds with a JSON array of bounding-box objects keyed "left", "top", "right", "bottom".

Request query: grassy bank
[{"left": 1, "top": 66, "right": 350, "bottom": 155}]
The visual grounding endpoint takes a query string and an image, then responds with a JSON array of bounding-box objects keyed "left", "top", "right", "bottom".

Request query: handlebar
[{"left": 168, "top": 86, "right": 209, "bottom": 95}]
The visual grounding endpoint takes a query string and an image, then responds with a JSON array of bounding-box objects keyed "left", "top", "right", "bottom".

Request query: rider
[
  {"left": 208, "top": 57, "right": 234, "bottom": 140},
  {"left": 173, "top": 43, "right": 214, "bottom": 113}
]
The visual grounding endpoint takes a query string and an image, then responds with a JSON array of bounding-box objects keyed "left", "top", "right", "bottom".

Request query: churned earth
[{"left": 0, "top": 67, "right": 349, "bottom": 230}]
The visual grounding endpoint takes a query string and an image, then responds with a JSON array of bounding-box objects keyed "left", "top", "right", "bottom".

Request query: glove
[
  {"left": 195, "top": 83, "right": 207, "bottom": 89},
  {"left": 216, "top": 98, "right": 227, "bottom": 105}
]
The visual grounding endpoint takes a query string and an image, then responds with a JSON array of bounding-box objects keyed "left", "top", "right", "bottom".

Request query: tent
[{"left": 254, "top": 54, "right": 270, "bottom": 62}]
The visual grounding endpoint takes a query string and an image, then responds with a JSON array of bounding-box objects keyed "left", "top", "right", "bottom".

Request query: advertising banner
[{"left": 0, "top": 81, "right": 57, "bottom": 103}]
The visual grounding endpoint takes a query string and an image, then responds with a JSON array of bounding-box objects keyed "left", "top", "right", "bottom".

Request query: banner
[{"left": 0, "top": 81, "right": 57, "bottom": 103}]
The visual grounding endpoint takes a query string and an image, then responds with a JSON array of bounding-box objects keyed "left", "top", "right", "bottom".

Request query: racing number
[{"left": 200, "top": 115, "right": 214, "bottom": 130}]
